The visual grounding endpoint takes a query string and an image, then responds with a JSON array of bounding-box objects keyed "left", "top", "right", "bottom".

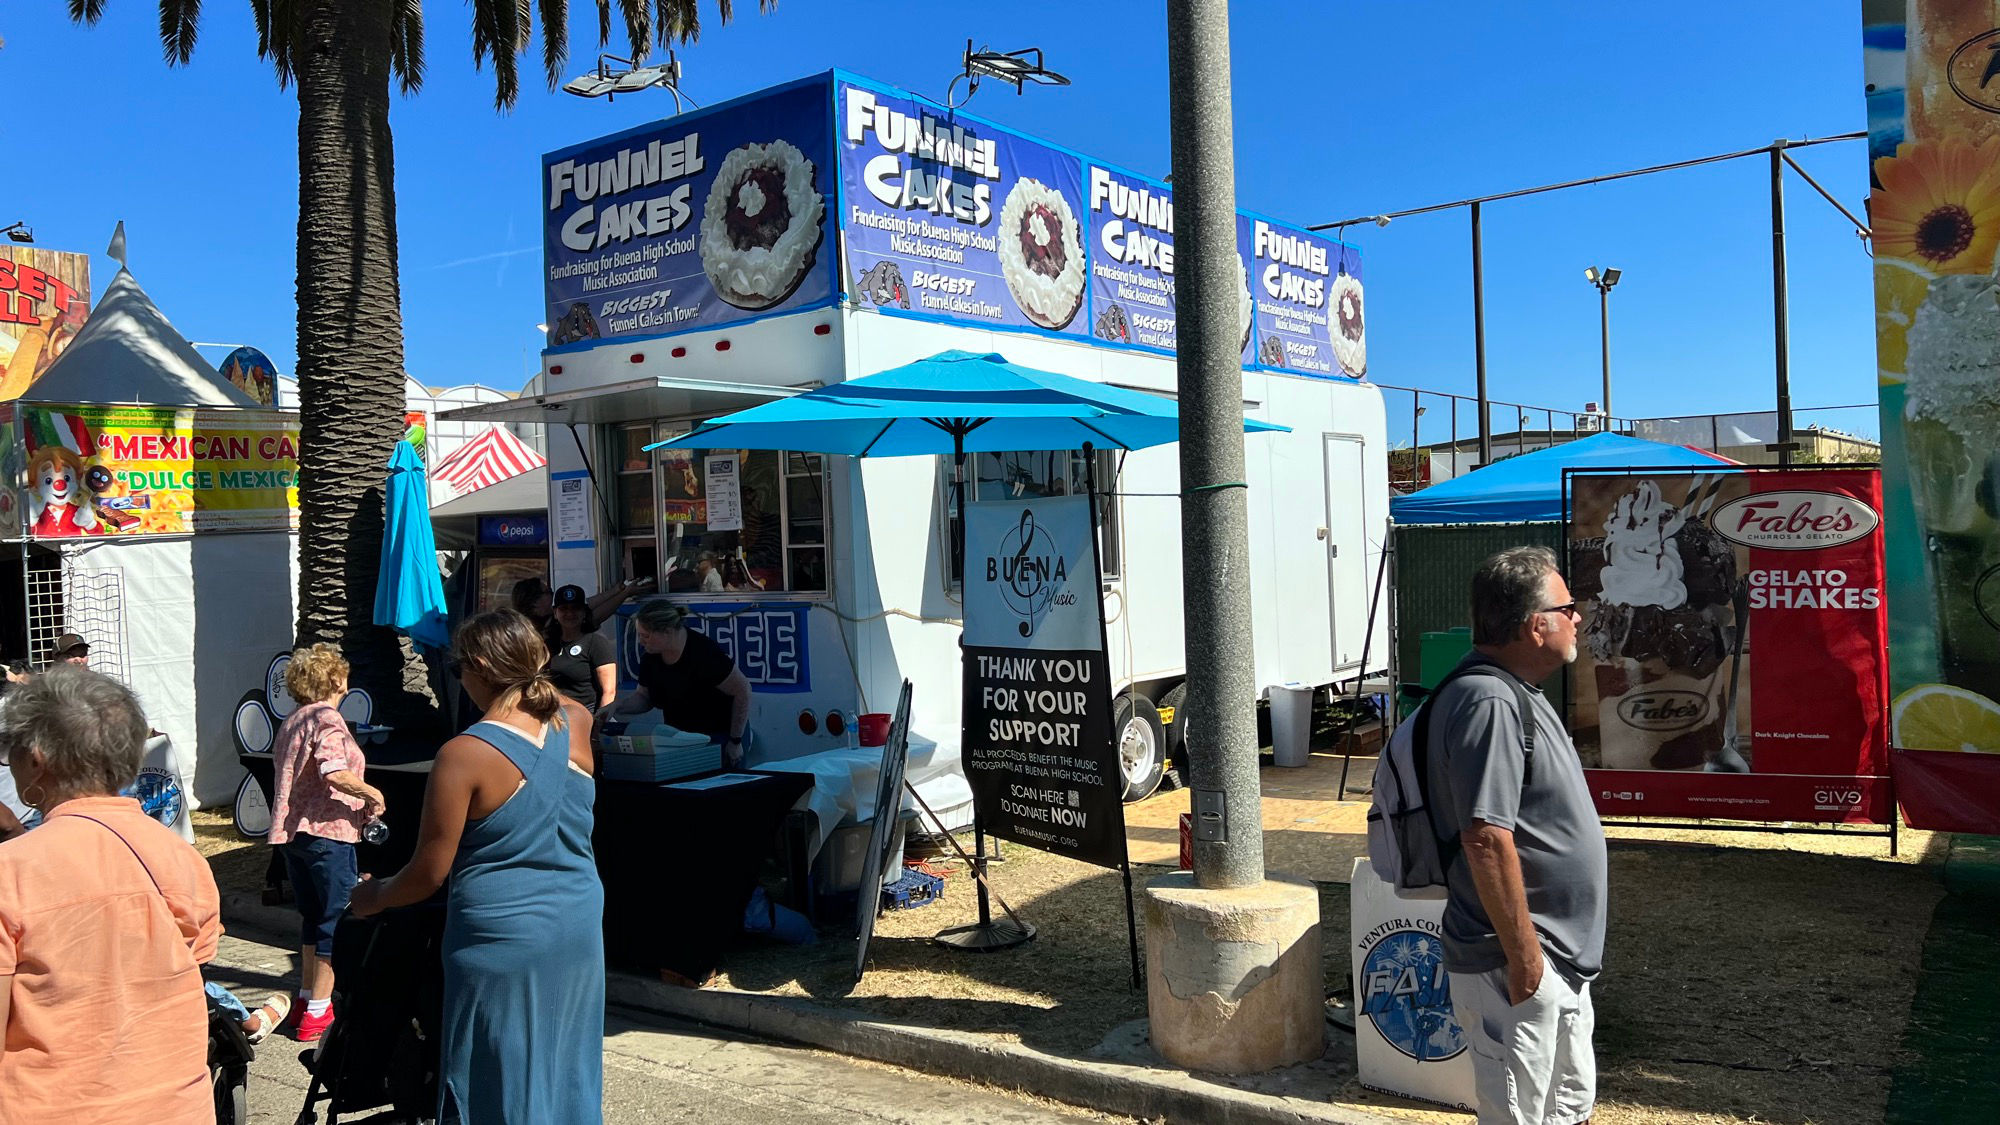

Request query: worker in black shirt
[{"left": 610, "top": 601, "right": 754, "bottom": 766}]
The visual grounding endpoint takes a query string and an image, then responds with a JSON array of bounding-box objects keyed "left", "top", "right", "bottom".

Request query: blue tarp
[{"left": 1390, "top": 432, "right": 1733, "bottom": 525}]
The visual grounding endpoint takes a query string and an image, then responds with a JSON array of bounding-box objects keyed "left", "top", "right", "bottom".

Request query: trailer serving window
[
  {"left": 943, "top": 449, "right": 1121, "bottom": 586},
  {"left": 610, "top": 421, "right": 830, "bottom": 596}
]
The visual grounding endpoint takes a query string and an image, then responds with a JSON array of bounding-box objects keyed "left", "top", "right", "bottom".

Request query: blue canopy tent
[
  {"left": 647, "top": 348, "right": 1285, "bottom": 960},
  {"left": 1390, "top": 432, "right": 1734, "bottom": 525}
]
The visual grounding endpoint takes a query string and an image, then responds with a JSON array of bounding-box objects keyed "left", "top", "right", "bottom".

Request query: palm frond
[
  {"left": 655, "top": 0, "right": 694, "bottom": 43},
  {"left": 247, "top": 0, "right": 297, "bottom": 89},
  {"left": 538, "top": 0, "right": 570, "bottom": 91},
  {"left": 67, "top": 0, "right": 109, "bottom": 23},
  {"left": 158, "top": 0, "right": 200, "bottom": 64},
  {"left": 390, "top": 0, "right": 426, "bottom": 95},
  {"left": 615, "top": 0, "right": 650, "bottom": 64}
]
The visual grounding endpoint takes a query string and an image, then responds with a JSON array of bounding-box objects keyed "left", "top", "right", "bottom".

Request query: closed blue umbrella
[{"left": 373, "top": 439, "right": 451, "bottom": 649}]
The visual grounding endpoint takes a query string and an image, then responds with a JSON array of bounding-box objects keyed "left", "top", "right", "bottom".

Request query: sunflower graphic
[{"left": 1872, "top": 135, "right": 2000, "bottom": 274}]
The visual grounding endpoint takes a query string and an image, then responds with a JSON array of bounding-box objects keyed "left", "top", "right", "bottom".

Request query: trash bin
[{"left": 1269, "top": 683, "right": 1314, "bottom": 767}]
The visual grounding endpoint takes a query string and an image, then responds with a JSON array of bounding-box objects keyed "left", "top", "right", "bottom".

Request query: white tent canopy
[{"left": 22, "top": 268, "right": 261, "bottom": 409}]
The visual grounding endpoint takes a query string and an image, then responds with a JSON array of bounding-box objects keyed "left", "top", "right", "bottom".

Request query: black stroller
[
  {"left": 295, "top": 903, "right": 447, "bottom": 1125},
  {"left": 208, "top": 992, "right": 255, "bottom": 1125}
]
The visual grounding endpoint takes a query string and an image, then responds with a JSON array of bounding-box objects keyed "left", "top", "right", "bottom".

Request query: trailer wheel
[
  {"left": 1115, "top": 693, "right": 1166, "bottom": 803},
  {"left": 1157, "top": 683, "right": 1189, "bottom": 791}
]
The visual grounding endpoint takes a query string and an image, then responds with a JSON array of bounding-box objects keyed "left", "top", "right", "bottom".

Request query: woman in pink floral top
[{"left": 268, "top": 644, "right": 384, "bottom": 1042}]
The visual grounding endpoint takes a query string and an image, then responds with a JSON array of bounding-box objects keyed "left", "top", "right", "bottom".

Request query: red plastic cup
[{"left": 857, "top": 712, "right": 892, "bottom": 747}]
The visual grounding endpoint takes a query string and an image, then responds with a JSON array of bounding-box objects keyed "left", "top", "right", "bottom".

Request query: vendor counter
[{"left": 237, "top": 720, "right": 974, "bottom": 981}]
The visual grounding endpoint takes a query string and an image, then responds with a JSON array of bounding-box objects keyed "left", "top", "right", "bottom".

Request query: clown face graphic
[{"left": 28, "top": 448, "right": 99, "bottom": 537}]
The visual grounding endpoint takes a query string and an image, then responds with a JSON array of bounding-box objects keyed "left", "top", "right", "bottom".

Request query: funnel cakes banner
[
  {"left": 541, "top": 76, "right": 836, "bottom": 349},
  {"left": 1566, "top": 468, "right": 1890, "bottom": 824},
  {"left": 1865, "top": 0, "right": 2000, "bottom": 833}
]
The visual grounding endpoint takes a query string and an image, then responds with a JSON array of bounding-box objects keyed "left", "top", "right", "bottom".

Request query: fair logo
[
  {"left": 1617, "top": 690, "right": 1710, "bottom": 732},
  {"left": 1814, "top": 787, "right": 1865, "bottom": 812},
  {"left": 1357, "top": 926, "right": 1466, "bottom": 1062},
  {"left": 1713, "top": 491, "right": 1880, "bottom": 551},
  {"left": 1948, "top": 30, "right": 2000, "bottom": 114}
]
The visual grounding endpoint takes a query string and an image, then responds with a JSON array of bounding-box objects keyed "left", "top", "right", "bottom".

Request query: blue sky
[{"left": 4, "top": 1, "right": 1877, "bottom": 440}]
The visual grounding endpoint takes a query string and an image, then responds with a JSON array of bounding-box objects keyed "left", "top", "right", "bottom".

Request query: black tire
[
  {"left": 1157, "top": 683, "right": 1189, "bottom": 791},
  {"left": 1115, "top": 693, "right": 1166, "bottom": 803}
]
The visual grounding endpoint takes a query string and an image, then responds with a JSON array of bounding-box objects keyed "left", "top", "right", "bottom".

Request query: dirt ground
[{"left": 195, "top": 733, "right": 1944, "bottom": 1125}]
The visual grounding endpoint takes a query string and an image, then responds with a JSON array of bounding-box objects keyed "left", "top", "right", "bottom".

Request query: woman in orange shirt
[{"left": 0, "top": 666, "right": 221, "bottom": 1123}]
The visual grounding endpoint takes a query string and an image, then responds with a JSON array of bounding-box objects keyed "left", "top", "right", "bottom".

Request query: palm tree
[{"left": 68, "top": 1, "right": 769, "bottom": 733}]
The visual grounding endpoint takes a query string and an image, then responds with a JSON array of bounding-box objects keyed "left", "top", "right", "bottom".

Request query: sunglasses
[{"left": 1540, "top": 601, "right": 1580, "bottom": 619}]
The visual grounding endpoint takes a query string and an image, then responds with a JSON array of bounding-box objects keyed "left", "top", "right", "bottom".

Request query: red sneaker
[{"left": 293, "top": 1004, "right": 336, "bottom": 1043}]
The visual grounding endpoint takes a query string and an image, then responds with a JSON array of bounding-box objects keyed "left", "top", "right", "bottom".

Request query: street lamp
[
  {"left": 1585, "top": 266, "right": 1622, "bottom": 425},
  {"left": 3, "top": 222, "right": 32, "bottom": 244},
  {"left": 563, "top": 52, "right": 688, "bottom": 109}
]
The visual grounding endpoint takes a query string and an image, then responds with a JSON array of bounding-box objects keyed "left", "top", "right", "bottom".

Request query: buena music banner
[
  {"left": 961, "top": 494, "right": 1126, "bottom": 869},
  {"left": 1566, "top": 467, "right": 1890, "bottom": 823}
]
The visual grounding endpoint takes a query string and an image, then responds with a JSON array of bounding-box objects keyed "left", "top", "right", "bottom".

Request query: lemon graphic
[
  {"left": 1892, "top": 683, "right": 2000, "bottom": 752},
  {"left": 1874, "top": 258, "right": 1934, "bottom": 385}
]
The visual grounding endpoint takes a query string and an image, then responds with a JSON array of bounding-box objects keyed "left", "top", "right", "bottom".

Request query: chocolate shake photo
[{"left": 1568, "top": 472, "right": 1752, "bottom": 773}]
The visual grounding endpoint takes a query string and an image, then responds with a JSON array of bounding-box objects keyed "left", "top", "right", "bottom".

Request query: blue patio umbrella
[
  {"left": 645, "top": 349, "right": 1285, "bottom": 955},
  {"left": 373, "top": 439, "right": 451, "bottom": 650},
  {"left": 646, "top": 349, "right": 1285, "bottom": 459}
]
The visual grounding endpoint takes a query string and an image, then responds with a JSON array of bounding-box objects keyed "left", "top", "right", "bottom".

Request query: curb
[
  {"left": 604, "top": 972, "right": 1398, "bottom": 1125},
  {"left": 221, "top": 893, "right": 1396, "bottom": 1125}
]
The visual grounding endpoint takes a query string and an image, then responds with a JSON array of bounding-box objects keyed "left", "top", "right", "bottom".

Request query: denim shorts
[{"left": 281, "top": 833, "right": 358, "bottom": 958}]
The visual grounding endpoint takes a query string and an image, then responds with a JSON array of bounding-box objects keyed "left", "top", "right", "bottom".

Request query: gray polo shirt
[{"left": 1425, "top": 653, "right": 1607, "bottom": 979}]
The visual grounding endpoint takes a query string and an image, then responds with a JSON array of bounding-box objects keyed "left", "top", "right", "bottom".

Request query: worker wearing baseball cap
[{"left": 50, "top": 635, "right": 90, "bottom": 668}]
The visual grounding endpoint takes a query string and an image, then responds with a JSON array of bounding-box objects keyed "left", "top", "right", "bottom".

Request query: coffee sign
[{"left": 1713, "top": 491, "right": 1881, "bottom": 550}]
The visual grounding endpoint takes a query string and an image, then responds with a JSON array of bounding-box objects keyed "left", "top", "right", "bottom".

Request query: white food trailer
[{"left": 446, "top": 71, "right": 1387, "bottom": 803}]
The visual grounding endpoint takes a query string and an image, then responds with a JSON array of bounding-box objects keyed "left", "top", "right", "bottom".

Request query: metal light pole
[
  {"left": 1770, "top": 142, "right": 1795, "bottom": 465},
  {"left": 1167, "top": 0, "right": 1262, "bottom": 890},
  {"left": 1472, "top": 201, "right": 1491, "bottom": 464},
  {"left": 1585, "top": 266, "right": 1621, "bottom": 426}
]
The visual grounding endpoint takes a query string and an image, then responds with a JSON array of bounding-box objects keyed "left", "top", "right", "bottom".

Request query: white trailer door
[{"left": 1323, "top": 435, "right": 1371, "bottom": 673}]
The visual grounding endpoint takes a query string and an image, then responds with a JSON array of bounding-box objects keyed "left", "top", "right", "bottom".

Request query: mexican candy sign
[
  {"left": 1863, "top": 0, "right": 2000, "bottom": 832},
  {"left": 541, "top": 77, "right": 836, "bottom": 349},
  {"left": 1567, "top": 468, "right": 1889, "bottom": 823},
  {"left": 14, "top": 403, "right": 299, "bottom": 538}
]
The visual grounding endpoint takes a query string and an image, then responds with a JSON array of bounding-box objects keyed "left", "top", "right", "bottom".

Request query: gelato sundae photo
[
  {"left": 996, "top": 178, "right": 1085, "bottom": 329},
  {"left": 1576, "top": 477, "right": 1748, "bottom": 773},
  {"left": 699, "top": 140, "right": 825, "bottom": 310},
  {"left": 1238, "top": 255, "right": 1254, "bottom": 353}
]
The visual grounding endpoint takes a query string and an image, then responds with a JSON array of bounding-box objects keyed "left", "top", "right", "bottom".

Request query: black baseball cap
[
  {"left": 53, "top": 633, "right": 89, "bottom": 656},
  {"left": 553, "top": 585, "right": 588, "bottom": 608}
]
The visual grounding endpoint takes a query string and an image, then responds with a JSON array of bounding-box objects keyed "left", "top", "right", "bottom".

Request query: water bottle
[{"left": 362, "top": 819, "right": 389, "bottom": 846}]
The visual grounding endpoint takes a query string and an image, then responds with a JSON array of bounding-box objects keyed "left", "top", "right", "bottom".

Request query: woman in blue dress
[{"left": 351, "top": 609, "right": 605, "bottom": 1123}]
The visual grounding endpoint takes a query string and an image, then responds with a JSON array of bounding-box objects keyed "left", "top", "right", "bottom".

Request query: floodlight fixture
[
  {"left": 1586, "top": 265, "right": 1621, "bottom": 291},
  {"left": 563, "top": 51, "right": 687, "bottom": 109},
  {"left": 3, "top": 222, "right": 31, "bottom": 244},
  {"left": 948, "top": 41, "right": 1069, "bottom": 107}
]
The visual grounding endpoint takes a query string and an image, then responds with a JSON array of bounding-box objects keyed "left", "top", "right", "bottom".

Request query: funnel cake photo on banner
[
  {"left": 1238, "top": 255, "right": 1254, "bottom": 352},
  {"left": 997, "top": 178, "right": 1086, "bottom": 330},
  {"left": 1331, "top": 270, "right": 1367, "bottom": 377},
  {"left": 699, "top": 139, "right": 826, "bottom": 311}
]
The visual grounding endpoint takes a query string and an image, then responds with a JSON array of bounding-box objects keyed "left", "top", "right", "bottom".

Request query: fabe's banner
[
  {"left": 1864, "top": 0, "right": 2000, "bottom": 832},
  {"left": 1567, "top": 468, "right": 1890, "bottom": 823},
  {"left": 962, "top": 494, "right": 1125, "bottom": 868},
  {"left": 15, "top": 403, "right": 299, "bottom": 537}
]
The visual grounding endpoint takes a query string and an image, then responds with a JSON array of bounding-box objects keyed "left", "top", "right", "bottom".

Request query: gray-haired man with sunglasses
[{"left": 1427, "top": 546, "right": 1607, "bottom": 1125}]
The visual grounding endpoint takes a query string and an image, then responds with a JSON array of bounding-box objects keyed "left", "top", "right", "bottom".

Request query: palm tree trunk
[{"left": 293, "top": 0, "right": 439, "bottom": 732}]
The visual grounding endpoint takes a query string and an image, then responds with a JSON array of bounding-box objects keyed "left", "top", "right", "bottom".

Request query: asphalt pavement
[{"left": 206, "top": 933, "right": 1121, "bottom": 1124}]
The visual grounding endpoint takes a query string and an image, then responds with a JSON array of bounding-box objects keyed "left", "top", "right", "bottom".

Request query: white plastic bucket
[{"left": 1269, "top": 684, "right": 1314, "bottom": 767}]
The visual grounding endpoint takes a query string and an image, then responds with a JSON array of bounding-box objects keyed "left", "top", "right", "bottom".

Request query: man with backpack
[{"left": 1387, "top": 546, "right": 1607, "bottom": 1124}]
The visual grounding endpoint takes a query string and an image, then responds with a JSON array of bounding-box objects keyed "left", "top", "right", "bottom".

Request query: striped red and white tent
[{"left": 430, "top": 426, "right": 545, "bottom": 498}]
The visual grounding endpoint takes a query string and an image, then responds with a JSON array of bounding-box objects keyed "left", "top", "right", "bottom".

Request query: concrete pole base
[{"left": 1143, "top": 870, "right": 1325, "bottom": 1073}]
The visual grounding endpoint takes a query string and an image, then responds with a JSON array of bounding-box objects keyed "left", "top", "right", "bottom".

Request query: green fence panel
[{"left": 1393, "top": 521, "right": 1567, "bottom": 696}]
